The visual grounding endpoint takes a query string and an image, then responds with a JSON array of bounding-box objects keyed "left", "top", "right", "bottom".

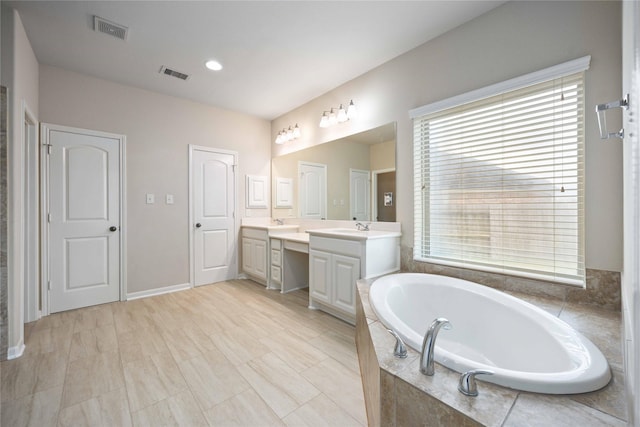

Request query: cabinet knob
[{"left": 195, "top": 223, "right": 202, "bottom": 228}]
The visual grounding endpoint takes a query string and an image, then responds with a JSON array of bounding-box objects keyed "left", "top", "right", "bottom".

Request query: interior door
[
  {"left": 192, "top": 147, "right": 237, "bottom": 286},
  {"left": 349, "top": 169, "right": 370, "bottom": 221},
  {"left": 299, "top": 161, "right": 327, "bottom": 219},
  {"left": 48, "top": 126, "right": 121, "bottom": 313},
  {"left": 376, "top": 171, "right": 396, "bottom": 222}
]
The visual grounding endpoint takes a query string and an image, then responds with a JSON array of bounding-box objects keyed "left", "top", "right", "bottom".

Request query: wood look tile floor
[{"left": 1, "top": 280, "right": 367, "bottom": 426}]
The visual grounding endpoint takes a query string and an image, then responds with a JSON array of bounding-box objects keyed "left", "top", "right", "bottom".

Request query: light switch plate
[
  {"left": 166, "top": 194, "right": 174, "bottom": 204},
  {"left": 146, "top": 193, "right": 155, "bottom": 204}
]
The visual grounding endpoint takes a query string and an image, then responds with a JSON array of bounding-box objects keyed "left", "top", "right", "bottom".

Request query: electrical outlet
[{"left": 146, "top": 193, "right": 155, "bottom": 204}]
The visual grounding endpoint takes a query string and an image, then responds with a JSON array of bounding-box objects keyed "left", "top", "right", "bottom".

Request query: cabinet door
[
  {"left": 309, "top": 249, "right": 332, "bottom": 304},
  {"left": 242, "top": 238, "right": 254, "bottom": 274},
  {"left": 253, "top": 239, "right": 268, "bottom": 280},
  {"left": 332, "top": 254, "right": 360, "bottom": 314}
]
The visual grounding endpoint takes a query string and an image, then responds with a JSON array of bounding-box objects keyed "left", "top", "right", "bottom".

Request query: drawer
[
  {"left": 271, "top": 249, "right": 281, "bottom": 266},
  {"left": 284, "top": 240, "right": 309, "bottom": 254},
  {"left": 271, "top": 266, "right": 282, "bottom": 283},
  {"left": 309, "top": 236, "right": 362, "bottom": 257},
  {"left": 242, "top": 227, "right": 268, "bottom": 240},
  {"left": 271, "top": 238, "right": 282, "bottom": 250}
]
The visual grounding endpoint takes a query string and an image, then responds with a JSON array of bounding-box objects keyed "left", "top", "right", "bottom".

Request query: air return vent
[
  {"left": 159, "top": 66, "right": 190, "bottom": 81},
  {"left": 94, "top": 16, "right": 128, "bottom": 41}
]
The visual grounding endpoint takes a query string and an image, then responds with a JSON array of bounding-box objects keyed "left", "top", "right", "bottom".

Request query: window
[{"left": 412, "top": 58, "right": 589, "bottom": 286}]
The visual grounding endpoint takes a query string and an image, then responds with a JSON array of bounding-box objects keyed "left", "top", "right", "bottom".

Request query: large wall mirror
[{"left": 272, "top": 122, "right": 396, "bottom": 221}]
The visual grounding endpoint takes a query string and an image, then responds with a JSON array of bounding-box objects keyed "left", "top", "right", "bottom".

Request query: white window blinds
[{"left": 413, "top": 70, "right": 586, "bottom": 286}]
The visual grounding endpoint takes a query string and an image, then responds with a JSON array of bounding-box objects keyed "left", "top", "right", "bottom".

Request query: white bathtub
[{"left": 369, "top": 273, "right": 611, "bottom": 394}]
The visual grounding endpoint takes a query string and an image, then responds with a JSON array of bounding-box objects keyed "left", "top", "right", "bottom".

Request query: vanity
[
  {"left": 241, "top": 224, "right": 298, "bottom": 287},
  {"left": 270, "top": 232, "right": 310, "bottom": 293},
  {"left": 307, "top": 228, "right": 401, "bottom": 325}
]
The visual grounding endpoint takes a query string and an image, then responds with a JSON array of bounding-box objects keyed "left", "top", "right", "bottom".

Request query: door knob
[
  {"left": 195, "top": 223, "right": 202, "bottom": 228},
  {"left": 109, "top": 226, "right": 118, "bottom": 232}
]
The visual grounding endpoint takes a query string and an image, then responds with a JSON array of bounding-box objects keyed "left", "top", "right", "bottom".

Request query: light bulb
[
  {"left": 275, "top": 132, "right": 283, "bottom": 144},
  {"left": 293, "top": 124, "right": 301, "bottom": 139},
  {"left": 328, "top": 108, "right": 337, "bottom": 126},
  {"left": 319, "top": 112, "right": 329, "bottom": 128},
  {"left": 337, "top": 104, "right": 348, "bottom": 123},
  {"left": 205, "top": 60, "right": 223, "bottom": 71},
  {"left": 346, "top": 100, "right": 357, "bottom": 120}
]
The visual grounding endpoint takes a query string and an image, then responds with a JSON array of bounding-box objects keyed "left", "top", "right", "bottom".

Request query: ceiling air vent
[
  {"left": 94, "top": 16, "right": 128, "bottom": 41},
  {"left": 159, "top": 66, "right": 190, "bottom": 81}
]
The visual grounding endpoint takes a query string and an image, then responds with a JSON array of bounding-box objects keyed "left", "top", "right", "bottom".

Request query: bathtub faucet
[{"left": 420, "top": 317, "right": 452, "bottom": 376}]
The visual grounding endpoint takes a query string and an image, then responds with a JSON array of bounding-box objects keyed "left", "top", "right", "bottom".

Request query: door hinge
[
  {"left": 232, "top": 164, "right": 237, "bottom": 172},
  {"left": 47, "top": 213, "right": 51, "bottom": 223},
  {"left": 47, "top": 280, "right": 51, "bottom": 291},
  {"left": 43, "top": 143, "right": 52, "bottom": 154}
]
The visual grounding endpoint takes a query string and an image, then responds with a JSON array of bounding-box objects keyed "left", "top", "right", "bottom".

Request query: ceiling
[{"left": 6, "top": 1, "right": 505, "bottom": 120}]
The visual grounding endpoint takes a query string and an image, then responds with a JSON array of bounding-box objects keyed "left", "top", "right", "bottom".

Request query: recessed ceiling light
[{"left": 205, "top": 60, "right": 223, "bottom": 71}]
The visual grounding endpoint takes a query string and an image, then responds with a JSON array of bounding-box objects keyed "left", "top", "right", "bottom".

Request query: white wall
[
  {"left": 272, "top": 0, "right": 623, "bottom": 273},
  {"left": 39, "top": 65, "right": 271, "bottom": 294},
  {"left": 0, "top": 7, "right": 39, "bottom": 357}
]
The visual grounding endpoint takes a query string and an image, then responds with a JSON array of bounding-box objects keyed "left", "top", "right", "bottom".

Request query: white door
[
  {"left": 350, "top": 169, "right": 370, "bottom": 221},
  {"left": 191, "top": 147, "right": 237, "bottom": 286},
  {"left": 47, "top": 126, "right": 122, "bottom": 313},
  {"left": 299, "top": 161, "right": 327, "bottom": 219}
]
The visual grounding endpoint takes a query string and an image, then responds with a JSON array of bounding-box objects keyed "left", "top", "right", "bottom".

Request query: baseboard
[
  {"left": 7, "top": 341, "right": 25, "bottom": 360},
  {"left": 126, "top": 282, "right": 191, "bottom": 301}
]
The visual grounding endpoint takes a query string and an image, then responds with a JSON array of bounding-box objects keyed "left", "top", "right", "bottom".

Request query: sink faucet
[
  {"left": 420, "top": 317, "right": 451, "bottom": 376},
  {"left": 274, "top": 218, "right": 284, "bottom": 225},
  {"left": 355, "top": 222, "right": 370, "bottom": 231}
]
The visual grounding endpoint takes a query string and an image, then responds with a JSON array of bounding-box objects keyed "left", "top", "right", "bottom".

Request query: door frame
[
  {"left": 371, "top": 168, "right": 395, "bottom": 222},
  {"left": 188, "top": 144, "right": 238, "bottom": 287},
  {"left": 23, "top": 102, "right": 39, "bottom": 322},
  {"left": 40, "top": 123, "right": 127, "bottom": 316}
]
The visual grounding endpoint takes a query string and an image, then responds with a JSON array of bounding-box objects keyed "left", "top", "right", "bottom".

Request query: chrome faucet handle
[
  {"left": 387, "top": 329, "right": 408, "bottom": 358},
  {"left": 274, "top": 218, "right": 284, "bottom": 225},
  {"left": 458, "top": 369, "right": 494, "bottom": 397},
  {"left": 355, "top": 222, "right": 370, "bottom": 231}
]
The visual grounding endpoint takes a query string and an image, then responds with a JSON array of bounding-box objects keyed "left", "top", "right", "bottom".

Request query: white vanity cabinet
[
  {"left": 241, "top": 225, "right": 298, "bottom": 286},
  {"left": 270, "top": 238, "right": 282, "bottom": 287},
  {"left": 309, "top": 249, "right": 360, "bottom": 314},
  {"left": 242, "top": 228, "right": 268, "bottom": 283},
  {"left": 308, "top": 229, "right": 400, "bottom": 324}
]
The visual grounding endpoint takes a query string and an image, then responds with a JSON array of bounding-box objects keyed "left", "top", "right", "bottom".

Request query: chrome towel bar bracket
[{"left": 596, "top": 94, "right": 629, "bottom": 140}]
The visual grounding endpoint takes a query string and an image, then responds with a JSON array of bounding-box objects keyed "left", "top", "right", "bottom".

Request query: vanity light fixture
[
  {"left": 318, "top": 100, "right": 357, "bottom": 128},
  {"left": 275, "top": 124, "right": 301, "bottom": 144}
]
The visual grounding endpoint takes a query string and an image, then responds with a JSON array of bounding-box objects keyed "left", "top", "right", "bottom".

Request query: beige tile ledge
[
  {"left": 355, "top": 278, "right": 628, "bottom": 427},
  {"left": 400, "top": 246, "right": 622, "bottom": 311}
]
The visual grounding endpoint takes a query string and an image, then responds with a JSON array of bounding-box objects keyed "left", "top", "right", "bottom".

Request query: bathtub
[{"left": 369, "top": 273, "right": 611, "bottom": 394}]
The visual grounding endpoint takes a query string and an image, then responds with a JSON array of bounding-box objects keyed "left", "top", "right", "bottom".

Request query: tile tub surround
[
  {"left": 401, "top": 246, "right": 621, "bottom": 311},
  {"left": 1, "top": 280, "right": 367, "bottom": 426},
  {"left": 355, "top": 279, "right": 628, "bottom": 426}
]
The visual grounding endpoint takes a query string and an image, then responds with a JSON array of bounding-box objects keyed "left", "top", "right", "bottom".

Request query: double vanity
[{"left": 241, "top": 220, "right": 401, "bottom": 324}]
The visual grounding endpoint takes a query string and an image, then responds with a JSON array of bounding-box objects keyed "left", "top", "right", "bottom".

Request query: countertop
[{"left": 270, "top": 232, "right": 310, "bottom": 244}]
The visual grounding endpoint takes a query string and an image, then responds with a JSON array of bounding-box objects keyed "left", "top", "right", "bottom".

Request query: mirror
[{"left": 272, "top": 122, "right": 396, "bottom": 221}]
